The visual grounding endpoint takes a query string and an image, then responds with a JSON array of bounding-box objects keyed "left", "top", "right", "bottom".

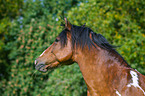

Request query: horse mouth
[{"left": 35, "top": 64, "right": 48, "bottom": 72}]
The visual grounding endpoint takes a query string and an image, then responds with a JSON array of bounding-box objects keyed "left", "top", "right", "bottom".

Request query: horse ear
[{"left": 64, "top": 18, "right": 72, "bottom": 31}]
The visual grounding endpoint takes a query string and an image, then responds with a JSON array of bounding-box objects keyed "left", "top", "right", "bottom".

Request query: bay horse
[{"left": 35, "top": 18, "right": 145, "bottom": 96}]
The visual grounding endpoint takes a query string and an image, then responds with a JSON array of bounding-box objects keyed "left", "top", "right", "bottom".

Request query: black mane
[
  {"left": 59, "top": 24, "right": 116, "bottom": 50},
  {"left": 58, "top": 24, "right": 130, "bottom": 67}
]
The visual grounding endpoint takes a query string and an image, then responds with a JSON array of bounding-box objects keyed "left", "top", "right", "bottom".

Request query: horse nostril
[{"left": 35, "top": 60, "right": 38, "bottom": 65}]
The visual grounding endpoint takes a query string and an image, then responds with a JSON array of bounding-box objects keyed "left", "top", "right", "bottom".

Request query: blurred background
[{"left": 0, "top": 0, "right": 144, "bottom": 95}]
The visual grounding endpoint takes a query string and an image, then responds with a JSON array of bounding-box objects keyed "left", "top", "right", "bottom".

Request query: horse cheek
[{"left": 57, "top": 49, "right": 72, "bottom": 62}]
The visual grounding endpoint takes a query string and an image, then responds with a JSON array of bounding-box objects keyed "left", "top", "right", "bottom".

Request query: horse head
[{"left": 35, "top": 18, "right": 74, "bottom": 72}]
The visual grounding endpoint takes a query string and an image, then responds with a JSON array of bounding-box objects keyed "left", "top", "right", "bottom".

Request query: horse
[{"left": 35, "top": 18, "right": 145, "bottom": 96}]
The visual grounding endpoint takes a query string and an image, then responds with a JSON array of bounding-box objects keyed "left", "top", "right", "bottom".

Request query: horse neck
[{"left": 74, "top": 47, "right": 130, "bottom": 89}]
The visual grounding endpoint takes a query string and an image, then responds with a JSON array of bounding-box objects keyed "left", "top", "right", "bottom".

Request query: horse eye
[{"left": 55, "top": 38, "right": 59, "bottom": 42}]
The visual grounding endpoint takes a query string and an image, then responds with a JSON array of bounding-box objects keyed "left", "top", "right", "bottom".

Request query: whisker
[{"left": 31, "top": 70, "right": 38, "bottom": 79}]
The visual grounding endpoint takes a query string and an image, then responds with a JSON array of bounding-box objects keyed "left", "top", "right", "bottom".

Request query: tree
[{"left": 0, "top": 0, "right": 23, "bottom": 80}]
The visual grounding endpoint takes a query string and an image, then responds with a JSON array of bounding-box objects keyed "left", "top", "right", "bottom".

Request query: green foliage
[
  {"left": 0, "top": 0, "right": 23, "bottom": 81},
  {"left": 0, "top": 0, "right": 23, "bottom": 48},
  {"left": 0, "top": 0, "right": 23, "bottom": 19},
  {"left": 0, "top": 0, "right": 145, "bottom": 95}
]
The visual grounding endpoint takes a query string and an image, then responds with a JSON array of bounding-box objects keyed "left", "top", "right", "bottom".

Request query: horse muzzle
[{"left": 35, "top": 60, "right": 48, "bottom": 72}]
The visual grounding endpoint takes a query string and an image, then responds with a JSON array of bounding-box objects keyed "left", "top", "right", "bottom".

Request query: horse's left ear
[{"left": 64, "top": 18, "right": 72, "bottom": 31}]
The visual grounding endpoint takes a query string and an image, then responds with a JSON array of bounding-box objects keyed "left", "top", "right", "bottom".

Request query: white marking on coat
[
  {"left": 40, "top": 50, "right": 46, "bottom": 57},
  {"left": 116, "top": 90, "right": 121, "bottom": 96},
  {"left": 127, "top": 70, "right": 145, "bottom": 95}
]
